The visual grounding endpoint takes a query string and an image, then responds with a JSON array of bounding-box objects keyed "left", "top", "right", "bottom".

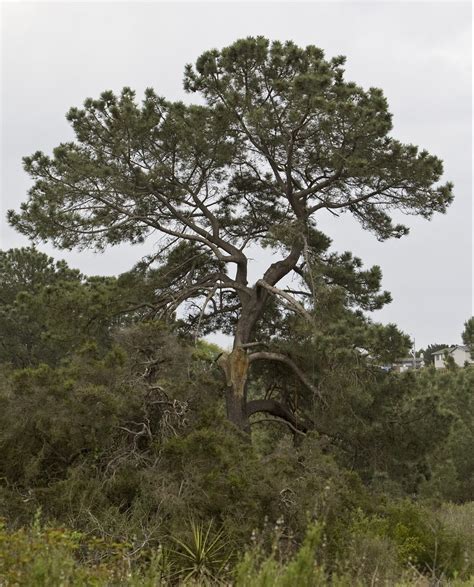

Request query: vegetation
[
  {"left": 0, "top": 253, "right": 471, "bottom": 584},
  {"left": 9, "top": 36, "right": 452, "bottom": 433},
  {"left": 1, "top": 38, "right": 471, "bottom": 585},
  {"left": 462, "top": 317, "right": 474, "bottom": 358}
]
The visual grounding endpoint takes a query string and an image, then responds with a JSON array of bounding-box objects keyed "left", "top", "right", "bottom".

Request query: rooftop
[{"left": 432, "top": 345, "right": 470, "bottom": 355}]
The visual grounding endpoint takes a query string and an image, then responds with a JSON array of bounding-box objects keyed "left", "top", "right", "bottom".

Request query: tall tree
[{"left": 9, "top": 37, "right": 453, "bottom": 432}]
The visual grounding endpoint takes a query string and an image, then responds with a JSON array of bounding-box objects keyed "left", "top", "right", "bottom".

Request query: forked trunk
[{"left": 219, "top": 288, "right": 277, "bottom": 432}]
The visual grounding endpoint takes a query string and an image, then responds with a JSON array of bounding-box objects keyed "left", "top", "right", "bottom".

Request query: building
[
  {"left": 392, "top": 356, "right": 424, "bottom": 373},
  {"left": 432, "top": 345, "right": 474, "bottom": 369}
]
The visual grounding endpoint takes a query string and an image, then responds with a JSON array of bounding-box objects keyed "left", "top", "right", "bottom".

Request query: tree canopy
[{"left": 9, "top": 37, "right": 453, "bottom": 432}]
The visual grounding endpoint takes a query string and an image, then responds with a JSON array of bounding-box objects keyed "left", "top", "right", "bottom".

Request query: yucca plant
[{"left": 170, "top": 520, "right": 232, "bottom": 583}]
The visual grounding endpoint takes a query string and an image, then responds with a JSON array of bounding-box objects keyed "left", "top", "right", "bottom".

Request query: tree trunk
[
  {"left": 218, "top": 295, "right": 265, "bottom": 432},
  {"left": 225, "top": 387, "right": 250, "bottom": 433},
  {"left": 219, "top": 263, "right": 301, "bottom": 432},
  {"left": 218, "top": 345, "right": 251, "bottom": 432}
]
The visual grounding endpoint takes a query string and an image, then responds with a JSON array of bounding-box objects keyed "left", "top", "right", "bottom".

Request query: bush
[
  {"left": 234, "top": 524, "right": 328, "bottom": 587},
  {"left": 0, "top": 518, "right": 130, "bottom": 586},
  {"left": 346, "top": 500, "right": 471, "bottom": 580}
]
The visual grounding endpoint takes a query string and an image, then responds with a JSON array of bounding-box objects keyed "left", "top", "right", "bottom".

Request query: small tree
[
  {"left": 423, "top": 343, "right": 450, "bottom": 366},
  {"left": 462, "top": 317, "right": 474, "bottom": 359},
  {"left": 9, "top": 37, "right": 453, "bottom": 432}
]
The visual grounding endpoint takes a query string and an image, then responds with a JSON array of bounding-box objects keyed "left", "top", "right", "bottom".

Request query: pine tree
[{"left": 9, "top": 38, "right": 453, "bottom": 431}]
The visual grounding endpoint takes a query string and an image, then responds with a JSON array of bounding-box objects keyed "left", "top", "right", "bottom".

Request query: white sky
[{"left": 1, "top": 1, "right": 472, "bottom": 349}]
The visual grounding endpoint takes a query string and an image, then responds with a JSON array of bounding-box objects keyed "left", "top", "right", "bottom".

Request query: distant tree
[
  {"left": 422, "top": 343, "right": 450, "bottom": 366},
  {"left": 9, "top": 37, "right": 453, "bottom": 432},
  {"left": 0, "top": 248, "right": 133, "bottom": 367},
  {"left": 0, "top": 246, "right": 80, "bottom": 304},
  {"left": 419, "top": 367, "right": 474, "bottom": 502},
  {"left": 0, "top": 248, "right": 82, "bottom": 366},
  {"left": 462, "top": 317, "right": 474, "bottom": 359}
]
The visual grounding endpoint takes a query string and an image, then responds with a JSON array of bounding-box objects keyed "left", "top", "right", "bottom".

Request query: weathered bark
[
  {"left": 225, "top": 388, "right": 250, "bottom": 433},
  {"left": 218, "top": 346, "right": 251, "bottom": 432}
]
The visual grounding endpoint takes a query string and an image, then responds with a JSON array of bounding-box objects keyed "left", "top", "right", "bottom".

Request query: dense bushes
[
  {"left": 0, "top": 248, "right": 473, "bottom": 584},
  {"left": 0, "top": 331, "right": 473, "bottom": 584},
  {"left": 1, "top": 508, "right": 473, "bottom": 586},
  {"left": 418, "top": 367, "right": 474, "bottom": 503}
]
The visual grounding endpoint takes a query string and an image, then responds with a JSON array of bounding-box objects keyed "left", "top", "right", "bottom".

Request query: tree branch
[
  {"left": 262, "top": 240, "right": 304, "bottom": 286},
  {"left": 249, "top": 351, "right": 323, "bottom": 401},
  {"left": 250, "top": 416, "right": 306, "bottom": 437},
  {"left": 255, "top": 279, "right": 313, "bottom": 321},
  {"left": 246, "top": 398, "right": 309, "bottom": 435}
]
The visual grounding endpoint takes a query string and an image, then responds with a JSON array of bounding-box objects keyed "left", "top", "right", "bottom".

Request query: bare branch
[
  {"left": 194, "top": 283, "right": 218, "bottom": 344},
  {"left": 240, "top": 341, "right": 268, "bottom": 349},
  {"left": 256, "top": 279, "right": 313, "bottom": 321},
  {"left": 250, "top": 416, "right": 306, "bottom": 436}
]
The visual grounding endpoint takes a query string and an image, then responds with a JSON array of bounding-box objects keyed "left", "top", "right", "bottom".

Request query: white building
[
  {"left": 432, "top": 345, "right": 474, "bottom": 369},
  {"left": 393, "top": 357, "right": 424, "bottom": 373}
]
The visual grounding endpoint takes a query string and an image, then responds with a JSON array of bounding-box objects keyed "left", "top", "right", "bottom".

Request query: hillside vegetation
[{"left": 0, "top": 248, "right": 472, "bottom": 586}]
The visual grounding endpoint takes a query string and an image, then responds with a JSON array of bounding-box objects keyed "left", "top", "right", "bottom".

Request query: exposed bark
[
  {"left": 225, "top": 389, "right": 251, "bottom": 433},
  {"left": 217, "top": 346, "right": 251, "bottom": 432},
  {"left": 220, "top": 347, "right": 250, "bottom": 397}
]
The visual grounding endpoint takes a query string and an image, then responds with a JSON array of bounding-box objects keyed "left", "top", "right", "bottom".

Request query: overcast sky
[{"left": 1, "top": 1, "right": 472, "bottom": 349}]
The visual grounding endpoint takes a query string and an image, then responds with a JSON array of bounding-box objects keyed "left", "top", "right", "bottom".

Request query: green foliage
[
  {"left": 0, "top": 247, "right": 81, "bottom": 367},
  {"left": 235, "top": 512, "right": 473, "bottom": 586},
  {"left": 0, "top": 247, "right": 80, "bottom": 302},
  {"left": 461, "top": 316, "right": 474, "bottom": 358},
  {"left": 417, "top": 367, "right": 474, "bottom": 502},
  {"left": 0, "top": 352, "right": 130, "bottom": 487},
  {"left": 348, "top": 501, "right": 471, "bottom": 578},
  {"left": 250, "top": 292, "right": 448, "bottom": 492},
  {"left": 235, "top": 524, "right": 327, "bottom": 587},
  {"left": 0, "top": 318, "right": 472, "bottom": 584},
  {"left": 8, "top": 38, "right": 452, "bottom": 368},
  {"left": 0, "top": 247, "right": 137, "bottom": 368},
  {"left": 0, "top": 25, "right": 465, "bottom": 576},
  {"left": 170, "top": 520, "right": 232, "bottom": 583},
  {"left": 422, "top": 343, "right": 450, "bottom": 366},
  {"left": 192, "top": 340, "right": 223, "bottom": 362},
  {"left": 1, "top": 511, "right": 472, "bottom": 586},
  {"left": 0, "top": 518, "right": 132, "bottom": 586}
]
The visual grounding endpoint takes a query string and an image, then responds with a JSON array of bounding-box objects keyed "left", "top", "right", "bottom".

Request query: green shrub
[
  {"left": 0, "top": 518, "right": 130, "bottom": 586},
  {"left": 234, "top": 524, "right": 328, "bottom": 587},
  {"left": 348, "top": 500, "right": 470, "bottom": 579}
]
